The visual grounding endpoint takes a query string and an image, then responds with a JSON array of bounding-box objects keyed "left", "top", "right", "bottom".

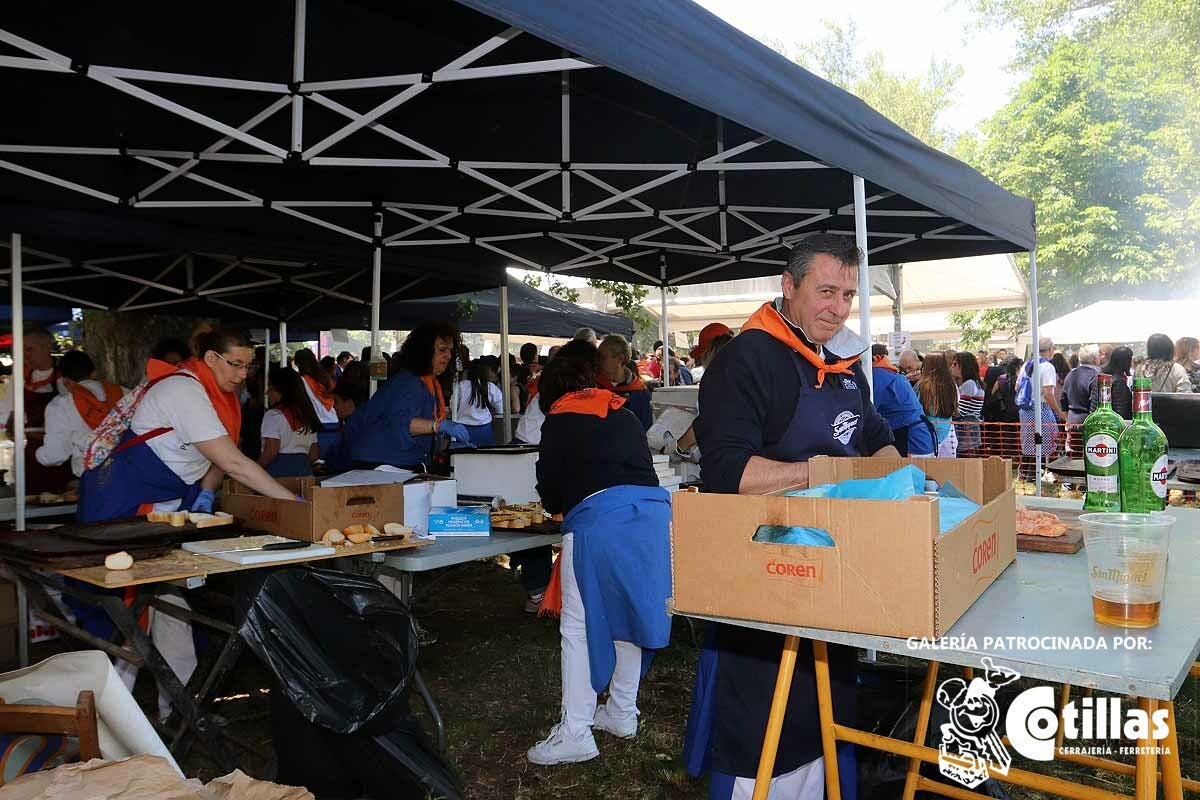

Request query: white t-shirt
[
  {"left": 131, "top": 370, "right": 229, "bottom": 487},
  {"left": 514, "top": 394, "right": 544, "bottom": 445},
  {"left": 0, "top": 367, "right": 62, "bottom": 425},
  {"left": 261, "top": 408, "right": 318, "bottom": 455},
  {"left": 455, "top": 380, "right": 503, "bottom": 426},
  {"left": 302, "top": 377, "right": 339, "bottom": 426},
  {"left": 1036, "top": 360, "right": 1057, "bottom": 389},
  {"left": 35, "top": 380, "right": 123, "bottom": 477}
]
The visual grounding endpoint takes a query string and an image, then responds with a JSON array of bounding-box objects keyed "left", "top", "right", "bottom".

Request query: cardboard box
[
  {"left": 671, "top": 456, "right": 1015, "bottom": 638},
  {"left": 428, "top": 505, "right": 491, "bottom": 536},
  {"left": 402, "top": 476, "right": 457, "bottom": 536},
  {"left": 222, "top": 477, "right": 405, "bottom": 542}
]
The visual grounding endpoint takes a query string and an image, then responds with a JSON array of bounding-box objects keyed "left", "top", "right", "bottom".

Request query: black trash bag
[
  {"left": 237, "top": 567, "right": 463, "bottom": 800},
  {"left": 236, "top": 567, "right": 419, "bottom": 734},
  {"left": 855, "top": 661, "right": 1011, "bottom": 800},
  {"left": 270, "top": 680, "right": 463, "bottom": 800}
]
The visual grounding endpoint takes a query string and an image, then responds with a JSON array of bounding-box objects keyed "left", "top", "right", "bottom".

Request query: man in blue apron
[{"left": 685, "top": 234, "right": 900, "bottom": 799}]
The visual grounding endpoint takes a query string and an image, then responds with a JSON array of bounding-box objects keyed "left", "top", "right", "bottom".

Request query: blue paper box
[{"left": 428, "top": 505, "right": 491, "bottom": 536}]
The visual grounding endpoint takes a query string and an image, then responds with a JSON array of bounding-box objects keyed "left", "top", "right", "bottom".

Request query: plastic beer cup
[{"left": 1079, "top": 513, "right": 1174, "bottom": 628}]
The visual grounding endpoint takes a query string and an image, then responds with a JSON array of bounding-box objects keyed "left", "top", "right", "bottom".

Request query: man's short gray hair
[
  {"left": 1038, "top": 336, "right": 1054, "bottom": 353},
  {"left": 599, "top": 334, "right": 630, "bottom": 362},
  {"left": 784, "top": 233, "right": 863, "bottom": 285},
  {"left": 573, "top": 327, "right": 597, "bottom": 344},
  {"left": 1077, "top": 344, "right": 1098, "bottom": 365}
]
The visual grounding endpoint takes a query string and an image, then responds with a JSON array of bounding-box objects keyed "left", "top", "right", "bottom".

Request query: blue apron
[
  {"left": 685, "top": 352, "right": 861, "bottom": 797},
  {"left": 266, "top": 451, "right": 313, "bottom": 478},
  {"left": 77, "top": 428, "right": 204, "bottom": 523}
]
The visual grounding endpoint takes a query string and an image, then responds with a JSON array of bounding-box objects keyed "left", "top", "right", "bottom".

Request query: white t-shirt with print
[
  {"left": 131, "top": 370, "right": 229, "bottom": 487},
  {"left": 261, "top": 408, "right": 317, "bottom": 455}
]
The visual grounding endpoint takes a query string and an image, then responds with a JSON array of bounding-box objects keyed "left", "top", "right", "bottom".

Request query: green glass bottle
[
  {"left": 1118, "top": 377, "right": 1169, "bottom": 513},
  {"left": 1082, "top": 374, "right": 1124, "bottom": 511}
]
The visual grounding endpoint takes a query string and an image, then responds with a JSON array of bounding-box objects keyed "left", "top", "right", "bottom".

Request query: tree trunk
[{"left": 81, "top": 311, "right": 213, "bottom": 387}]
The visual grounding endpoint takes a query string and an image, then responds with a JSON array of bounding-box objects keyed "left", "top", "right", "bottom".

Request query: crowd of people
[{"left": 8, "top": 241, "right": 1200, "bottom": 796}]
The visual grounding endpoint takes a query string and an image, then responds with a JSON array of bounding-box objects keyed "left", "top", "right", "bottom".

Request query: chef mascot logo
[{"left": 935, "top": 657, "right": 1020, "bottom": 788}]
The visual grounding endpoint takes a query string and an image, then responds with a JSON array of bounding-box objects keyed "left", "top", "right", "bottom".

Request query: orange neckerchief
[
  {"left": 69, "top": 381, "right": 123, "bottom": 429},
  {"left": 524, "top": 376, "right": 540, "bottom": 412},
  {"left": 873, "top": 354, "right": 899, "bottom": 373},
  {"left": 279, "top": 405, "right": 305, "bottom": 432},
  {"left": 548, "top": 388, "right": 627, "bottom": 418},
  {"left": 740, "top": 302, "right": 859, "bottom": 388},
  {"left": 595, "top": 370, "right": 647, "bottom": 393},
  {"left": 302, "top": 373, "right": 334, "bottom": 411},
  {"left": 26, "top": 366, "right": 58, "bottom": 392},
  {"left": 147, "top": 357, "right": 242, "bottom": 441},
  {"left": 421, "top": 375, "right": 446, "bottom": 422}
]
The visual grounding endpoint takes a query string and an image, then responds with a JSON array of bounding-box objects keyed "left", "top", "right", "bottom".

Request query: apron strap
[{"left": 110, "top": 426, "right": 173, "bottom": 457}]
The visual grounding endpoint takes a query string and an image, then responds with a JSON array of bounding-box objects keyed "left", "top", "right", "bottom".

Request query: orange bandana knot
[
  {"left": 740, "top": 302, "right": 859, "bottom": 387},
  {"left": 548, "top": 388, "right": 627, "bottom": 418}
]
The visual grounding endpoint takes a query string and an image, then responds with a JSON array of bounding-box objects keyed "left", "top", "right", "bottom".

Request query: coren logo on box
[
  {"left": 764, "top": 559, "right": 822, "bottom": 585},
  {"left": 250, "top": 508, "right": 279, "bottom": 524},
  {"left": 350, "top": 509, "right": 373, "bottom": 520},
  {"left": 971, "top": 531, "right": 999, "bottom": 576}
]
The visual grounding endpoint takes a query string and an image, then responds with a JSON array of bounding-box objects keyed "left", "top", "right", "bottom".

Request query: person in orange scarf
[
  {"left": 35, "top": 350, "right": 124, "bottom": 478},
  {"left": 526, "top": 352, "right": 664, "bottom": 767},
  {"left": 684, "top": 235, "right": 900, "bottom": 800},
  {"left": 257, "top": 367, "right": 321, "bottom": 477},
  {"left": 340, "top": 321, "right": 473, "bottom": 470},
  {"left": 596, "top": 334, "right": 654, "bottom": 429}
]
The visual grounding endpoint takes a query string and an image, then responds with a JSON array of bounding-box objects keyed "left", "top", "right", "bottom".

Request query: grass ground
[{"left": 159, "top": 550, "right": 1199, "bottom": 799}]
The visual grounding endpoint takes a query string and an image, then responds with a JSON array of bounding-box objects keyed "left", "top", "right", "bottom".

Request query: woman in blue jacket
[{"left": 344, "top": 321, "right": 473, "bottom": 470}]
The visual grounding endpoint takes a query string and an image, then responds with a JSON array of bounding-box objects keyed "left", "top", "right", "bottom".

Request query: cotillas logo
[
  {"left": 764, "top": 560, "right": 822, "bottom": 585},
  {"left": 937, "top": 659, "right": 1171, "bottom": 789},
  {"left": 971, "top": 531, "right": 998, "bottom": 576},
  {"left": 936, "top": 658, "right": 1018, "bottom": 788},
  {"left": 830, "top": 410, "right": 860, "bottom": 445}
]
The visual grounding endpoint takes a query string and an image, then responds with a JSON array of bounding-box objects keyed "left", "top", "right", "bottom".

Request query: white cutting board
[{"left": 182, "top": 535, "right": 335, "bottom": 564}]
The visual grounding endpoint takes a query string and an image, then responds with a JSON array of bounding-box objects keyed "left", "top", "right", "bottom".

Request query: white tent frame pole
[
  {"left": 853, "top": 175, "right": 873, "bottom": 397},
  {"left": 279, "top": 321, "right": 288, "bottom": 368},
  {"left": 10, "top": 233, "right": 28, "bottom": 669},
  {"left": 659, "top": 254, "right": 670, "bottom": 389},
  {"left": 10, "top": 234, "right": 25, "bottom": 534},
  {"left": 500, "top": 283, "right": 512, "bottom": 443},
  {"left": 263, "top": 326, "right": 271, "bottom": 407},
  {"left": 1029, "top": 246, "right": 1042, "bottom": 496},
  {"left": 291, "top": 0, "right": 306, "bottom": 153},
  {"left": 369, "top": 211, "right": 383, "bottom": 398}
]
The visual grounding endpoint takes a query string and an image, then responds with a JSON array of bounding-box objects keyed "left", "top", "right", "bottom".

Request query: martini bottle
[
  {"left": 1118, "top": 377, "right": 1168, "bottom": 513},
  {"left": 1082, "top": 374, "right": 1124, "bottom": 511}
]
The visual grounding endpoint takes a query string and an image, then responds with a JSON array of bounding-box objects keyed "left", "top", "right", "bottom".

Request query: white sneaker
[
  {"left": 593, "top": 703, "right": 638, "bottom": 739},
  {"left": 527, "top": 723, "right": 600, "bottom": 765}
]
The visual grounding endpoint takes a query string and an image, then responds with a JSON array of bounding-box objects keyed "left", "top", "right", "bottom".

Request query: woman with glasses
[{"left": 78, "top": 326, "right": 297, "bottom": 523}]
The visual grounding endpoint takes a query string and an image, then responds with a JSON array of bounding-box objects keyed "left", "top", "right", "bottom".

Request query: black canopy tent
[
  {"left": 1, "top": 0, "right": 1047, "bottom": 535},
  {"left": 307, "top": 275, "right": 633, "bottom": 340}
]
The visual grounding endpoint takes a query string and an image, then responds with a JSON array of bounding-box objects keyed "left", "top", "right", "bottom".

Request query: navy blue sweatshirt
[
  {"left": 536, "top": 407, "right": 658, "bottom": 515},
  {"left": 695, "top": 327, "right": 894, "bottom": 494}
]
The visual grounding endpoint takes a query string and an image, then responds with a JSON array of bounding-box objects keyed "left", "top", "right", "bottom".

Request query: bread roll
[
  {"left": 188, "top": 512, "right": 215, "bottom": 524},
  {"left": 105, "top": 551, "right": 134, "bottom": 571},
  {"left": 342, "top": 524, "right": 365, "bottom": 537},
  {"left": 194, "top": 515, "right": 234, "bottom": 529},
  {"left": 365, "top": 524, "right": 380, "bottom": 538},
  {"left": 169, "top": 511, "right": 188, "bottom": 528},
  {"left": 383, "top": 523, "right": 412, "bottom": 536},
  {"left": 347, "top": 531, "right": 372, "bottom": 544},
  {"left": 147, "top": 511, "right": 171, "bottom": 524},
  {"left": 322, "top": 529, "right": 345, "bottom": 545}
]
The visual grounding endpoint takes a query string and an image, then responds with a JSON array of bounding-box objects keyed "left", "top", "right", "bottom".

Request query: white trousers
[
  {"left": 726, "top": 757, "right": 824, "bottom": 800},
  {"left": 559, "top": 532, "right": 643, "bottom": 739},
  {"left": 115, "top": 594, "right": 198, "bottom": 721}
]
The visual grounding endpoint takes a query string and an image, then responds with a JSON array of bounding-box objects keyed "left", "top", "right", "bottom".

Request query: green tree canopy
[{"left": 959, "top": 0, "right": 1200, "bottom": 317}]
